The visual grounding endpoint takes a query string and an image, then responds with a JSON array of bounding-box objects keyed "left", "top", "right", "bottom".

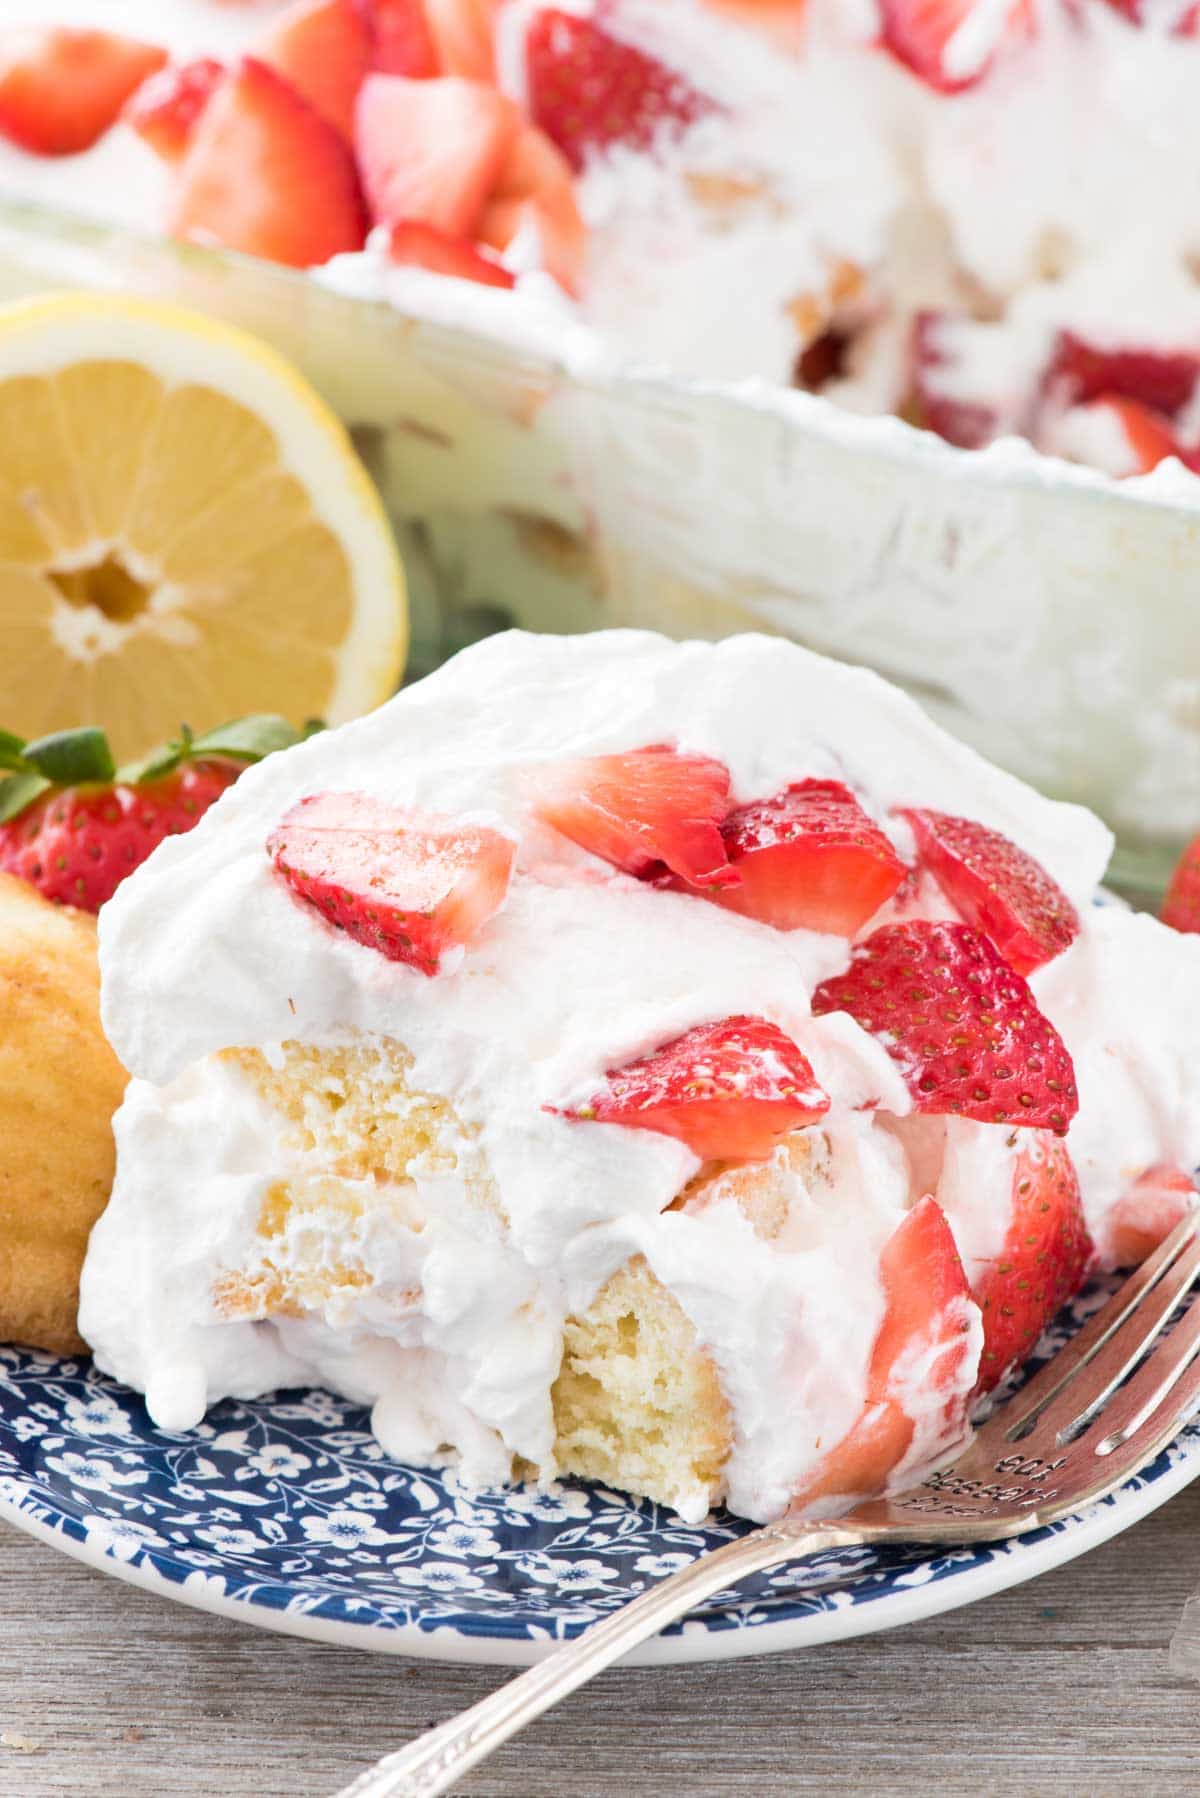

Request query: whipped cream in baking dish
[
  {"left": 2, "top": 0, "right": 1200, "bottom": 476},
  {"left": 83, "top": 632, "right": 1200, "bottom": 1522}
]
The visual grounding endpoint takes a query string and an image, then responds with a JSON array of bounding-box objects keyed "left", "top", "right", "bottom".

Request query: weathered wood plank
[{"left": 2, "top": 1481, "right": 1199, "bottom": 1796}]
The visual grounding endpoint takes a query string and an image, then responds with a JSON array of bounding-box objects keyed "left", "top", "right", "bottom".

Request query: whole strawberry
[{"left": 0, "top": 715, "right": 314, "bottom": 912}]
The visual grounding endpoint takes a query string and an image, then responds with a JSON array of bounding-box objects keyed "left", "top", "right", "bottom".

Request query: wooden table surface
[{"left": 2, "top": 1479, "right": 1200, "bottom": 1797}]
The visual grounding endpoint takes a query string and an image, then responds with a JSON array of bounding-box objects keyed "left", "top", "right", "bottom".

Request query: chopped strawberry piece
[
  {"left": 901, "top": 808, "right": 1079, "bottom": 976},
  {"left": 710, "top": 779, "right": 906, "bottom": 936},
  {"left": 878, "top": 0, "right": 1028, "bottom": 94},
  {"left": 267, "top": 790, "right": 515, "bottom": 975},
  {"left": 529, "top": 743, "right": 736, "bottom": 888},
  {"left": 479, "top": 123, "right": 584, "bottom": 294},
  {"left": 385, "top": 219, "right": 514, "bottom": 287},
  {"left": 0, "top": 27, "right": 167, "bottom": 156},
  {"left": 1106, "top": 1165, "right": 1197, "bottom": 1268},
  {"left": 1058, "top": 394, "right": 1185, "bottom": 477},
  {"left": 972, "top": 1134, "right": 1093, "bottom": 1395},
  {"left": 794, "top": 1196, "right": 976, "bottom": 1505},
  {"left": 912, "top": 311, "right": 998, "bottom": 450},
  {"left": 367, "top": 0, "right": 441, "bottom": 76},
  {"left": 525, "top": 8, "right": 716, "bottom": 174},
  {"left": 171, "top": 57, "right": 367, "bottom": 269},
  {"left": 1097, "top": 0, "right": 1198, "bottom": 29},
  {"left": 1162, "top": 833, "right": 1200, "bottom": 935},
  {"left": 425, "top": 0, "right": 499, "bottom": 78},
  {"left": 811, "top": 920, "right": 1079, "bottom": 1132},
  {"left": 354, "top": 72, "right": 520, "bottom": 236},
  {"left": 123, "top": 57, "right": 224, "bottom": 163},
  {"left": 1047, "top": 331, "right": 1200, "bottom": 421},
  {"left": 552, "top": 1015, "right": 830, "bottom": 1161},
  {"left": 260, "top": 0, "right": 373, "bottom": 138}
]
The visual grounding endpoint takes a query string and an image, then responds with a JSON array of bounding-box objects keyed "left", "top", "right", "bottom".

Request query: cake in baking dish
[{"left": 81, "top": 631, "right": 1200, "bottom": 1522}]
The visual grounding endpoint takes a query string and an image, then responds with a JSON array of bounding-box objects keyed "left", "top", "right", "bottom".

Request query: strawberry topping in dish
[
  {"left": 0, "top": 27, "right": 166, "bottom": 156},
  {"left": 552, "top": 1014, "right": 830, "bottom": 1160}
]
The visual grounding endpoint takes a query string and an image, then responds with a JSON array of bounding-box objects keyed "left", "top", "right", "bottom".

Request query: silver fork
[{"left": 334, "top": 1211, "right": 1200, "bottom": 1798}]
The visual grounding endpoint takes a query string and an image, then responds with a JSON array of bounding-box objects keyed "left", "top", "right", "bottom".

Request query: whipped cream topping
[{"left": 82, "top": 630, "right": 1200, "bottom": 1521}]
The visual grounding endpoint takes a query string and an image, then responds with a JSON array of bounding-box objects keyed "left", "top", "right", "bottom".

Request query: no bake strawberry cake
[
  {"left": 81, "top": 631, "right": 1200, "bottom": 1522},
  {"left": 1, "top": 0, "right": 1199, "bottom": 480}
]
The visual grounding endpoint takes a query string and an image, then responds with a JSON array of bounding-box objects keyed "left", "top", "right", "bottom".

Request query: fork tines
[{"left": 977, "top": 1210, "right": 1200, "bottom": 1460}]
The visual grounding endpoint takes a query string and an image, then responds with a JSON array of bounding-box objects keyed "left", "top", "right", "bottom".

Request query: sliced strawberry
[
  {"left": 268, "top": 790, "right": 515, "bottom": 974},
  {"left": 124, "top": 58, "right": 225, "bottom": 164},
  {"left": 525, "top": 8, "right": 716, "bottom": 174},
  {"left": 0, "top": 27, "right": 167, "bottom": 156},
  {"left": 879, "top": 0, "right": 1027, "bottom": 94},
  {"left": 793, "top": 1196, "right": 976, "bottom": 1505},
  {"left": 1047, "top": 331, "right": 1200, "bottom": 421},
  {"left": 710, "top": 779, "right": 906, "bottom": 936},
  {"left": 425, "top": 0, "right": 499, "bottom": 78},
  {"left": 1067, "top": 395, "right": 1184, "bottom": 476},
  {"left": 1162, "top": 833, "right": 1200, "bottom": 935},
  {"left": 911, "top": 311, "right": 998, "bottom": 451},
  {"left": 354, "top": 72, "right": 519, "bottom": 236},
  {"left": 971, "top": 1134, "right": 1093, "bottom": 1396},
  {"left": 529, "top": 743, "right": 736, "bottom": 888},
  {"left": 171, "top": 57, "right": 367, "bottom": 269},
  {"left": 901, "top": 808, "right": 1079, "bottom": 976},
  {"left": 552, "top": 1015, "right": 830, "bottom": 1161},
  {"left": 260, "top": 0, "right": 373, "bottom": 137},
  {"left": 366, "top": 0, "right": 441, "bottom": 76},
  {"left": 811, "top": 920, "right": 1079, "bottom": 1132},
  {"left": 479, "top": 123, "right": 584, "bottom": 294},
  {"left": 1106, "top": 1165, "right": 1197, "bottom": 1268},
  {"left": 385, "top": 219, "right": 514, "bottom": 287}
]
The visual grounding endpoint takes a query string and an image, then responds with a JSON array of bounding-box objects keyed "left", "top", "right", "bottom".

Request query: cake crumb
[
  {"left": 1, "top": 1729, "right": 41, "bottom": 1754},
  {"left": 122, "top": 1727, "right": 146, "bottom": 1744}
]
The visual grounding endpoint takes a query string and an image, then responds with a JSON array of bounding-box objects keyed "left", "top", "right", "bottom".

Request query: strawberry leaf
[
  {"left": 0, "top": 729, "right": 28, "bottom": 771},
  {"left": 0, "top": 769, "right": 51, "bottom": 824},
  {"left": 119, "top": 714, "right": 320, "bottom": 783},
  {"left": 21, "top": 726, "right": 115, "bottom": 785}
]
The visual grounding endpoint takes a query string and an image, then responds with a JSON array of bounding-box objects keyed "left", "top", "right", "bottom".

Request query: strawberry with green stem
[{"left": 0, "top": 715, "right": 317, "bottom": 912}]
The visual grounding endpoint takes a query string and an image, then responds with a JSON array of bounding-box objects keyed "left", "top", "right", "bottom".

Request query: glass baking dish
[{"left": 0, "top": 195, "right": 1195, "bottom": 897}]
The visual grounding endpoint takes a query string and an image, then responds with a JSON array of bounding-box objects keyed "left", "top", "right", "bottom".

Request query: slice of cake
[{"left": 81, "top": 630, "right": 1200, "bottom": 1523}]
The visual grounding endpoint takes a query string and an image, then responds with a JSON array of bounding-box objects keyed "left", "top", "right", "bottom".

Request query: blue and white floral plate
[{"left": 2, "top": 1312, "right": 1198, "bottom": 1667}]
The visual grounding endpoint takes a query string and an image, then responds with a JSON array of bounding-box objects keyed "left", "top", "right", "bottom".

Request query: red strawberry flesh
[
  {"left": 810, "top": 919, "right": 1079, "bottom": 1132},
  {"left": 1106, "top": 1164, "right": 1196, "bottom": 1268},
  {"left": 529, "top": 743, "right": 737, "bottom": 888},
  {"left": 553, "top": 1014, "right": 830, "bottom": 1161},
  {"left": 793, "top": 1195, "right": 976, "bottom": 1504},
  {"left": 0, "top": 27, "right": 167, "bottom": 156},
  {"left": 260, "top": 0, "right": 373, "bottom": 138},
  {"left": 1047, "top": 331, "right": 1200, "bottom": 421},
  {"left": 1163, "top": 833, "right": 1200, "bottom": 935},
  {"left": 711, "top": 778, "right": 906, "bottom": 935},
  {"left": 171, "top": 56, "right": 368, "bottom": 269},
  {"left": 123, "top": 57, "right": 224, "bottom": 162},
  {"left": 384, "top": 219, "right": 515, "bottom": 287},
  {"left": 901, "top": 807, "right": 1079, "bottom": 975},
  {"left": 971, "top": 1133, "right": 1093, "bottom": 1395},
  {"left": 268, "top": 789, "right": 515, "bottom": 974},
  {"left": 525, "top": 7, "right": 716, "bottom": 174}
]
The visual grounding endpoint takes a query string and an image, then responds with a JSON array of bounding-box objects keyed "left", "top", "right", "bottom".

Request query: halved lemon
[{"left": 0, "top": 292, "right": 406, "bottom": 760}]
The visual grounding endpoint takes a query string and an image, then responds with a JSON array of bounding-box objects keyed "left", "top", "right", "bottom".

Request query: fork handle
[{"left": 332, "top": 1518, "right": 863, "bottom": 1798}]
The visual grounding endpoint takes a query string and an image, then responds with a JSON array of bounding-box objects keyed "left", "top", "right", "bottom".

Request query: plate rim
[{"left": 2, "top": 1426, "right": 1197, "bottom": 1667}]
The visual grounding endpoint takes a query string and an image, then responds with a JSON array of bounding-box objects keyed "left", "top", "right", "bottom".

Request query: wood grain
[{"left": 2, "top": 1481, "right": 1200, "bottom": 1796}]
